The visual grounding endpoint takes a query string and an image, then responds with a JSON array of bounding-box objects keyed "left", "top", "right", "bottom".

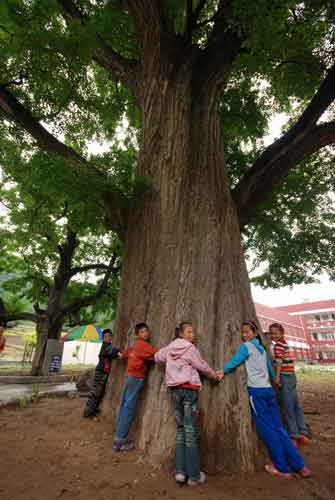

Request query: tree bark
[
  {"left": 105, "top": 68, "right": 262, "bottom": 473},
  {"left": 31, "top": 314, "right": 50, "bottom": 376}
]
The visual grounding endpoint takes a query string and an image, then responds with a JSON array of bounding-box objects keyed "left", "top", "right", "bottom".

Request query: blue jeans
[
  {"left": 280, "top": 373, "right": 308, "bottom": 439},
  {"left": 170, "top": 388, "right": 200, "bottom": 481},
  {"left": 248, "top": 387, "right": 304, "bottom": 473},
  {"left": 114, "top": 376, "right": 145, "bottom": 444}
]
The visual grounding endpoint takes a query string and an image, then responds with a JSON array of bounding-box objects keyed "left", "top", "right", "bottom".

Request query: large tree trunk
[
  {"left": 106, "top": 67, "right": 262, "bottom": 473},
  {"left": 31, "top": 315, "right": 50, "bottom": 375},
  {"left": 31, "top": 305, "right": 66, "bottom": 375}
]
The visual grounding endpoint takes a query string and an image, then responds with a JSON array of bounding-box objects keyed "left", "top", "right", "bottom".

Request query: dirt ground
[{"left": 0, "top": 374, "right": 334, "bottom": 500}]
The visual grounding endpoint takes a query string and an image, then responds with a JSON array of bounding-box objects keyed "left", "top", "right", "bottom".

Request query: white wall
[{"left": 62, "top": 341, "right": 101, "bottom": 365}]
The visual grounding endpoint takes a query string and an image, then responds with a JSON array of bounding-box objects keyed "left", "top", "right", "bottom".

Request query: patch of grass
[
  {"left": 298, "top": 367, "right": 335, "bottom": 385},
  {"left": 31, "top": 385, "right": 40, "bottom": 402},
  {"left": 0, "top": 365, "right": 31, "bottom": 373},
  {"left": 18, "top": 396, "right": 30, "bottom": 409},
  {"left": 61, "top": 363, "right": 94, "bottom": 372}
]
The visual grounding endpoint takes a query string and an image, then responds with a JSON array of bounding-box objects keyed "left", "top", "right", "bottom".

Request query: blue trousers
[
  {"left": 114, "top": 376, "right": 145, "bottom": 444},
  {"left": 280, "top": 373, "right": 308, "bottom": 438},
  {"left": 248, "top": 387, "right": 304, "bottom": 473},
  {"left": 170, "top": 388, "right": 200, "bottom": 481}
]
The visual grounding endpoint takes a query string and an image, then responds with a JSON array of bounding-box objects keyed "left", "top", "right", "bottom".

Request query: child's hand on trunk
[{"left": 215, "top": 371, "right": 224, "bottom": 381}]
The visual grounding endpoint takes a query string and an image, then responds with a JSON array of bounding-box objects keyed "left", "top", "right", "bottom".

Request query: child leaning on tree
[
  {"left": 83, "top": 328, "right": 120, "bottom": 419},
  {"left": 155, "top": 322, "right": 221, "bottom": 486},
  {"left": 0, "top": 324, "right": 6, "bottom": 353},
  {"left": 219, "top": 320, "right": 311, "bottom": 479},
  {"left": 113, "top": 322, "right": 157, "bottom": 452}
]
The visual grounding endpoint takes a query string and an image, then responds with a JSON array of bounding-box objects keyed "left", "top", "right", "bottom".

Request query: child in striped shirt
[{"left": 270, "top": 323, "right": 310, "bottom": 446}]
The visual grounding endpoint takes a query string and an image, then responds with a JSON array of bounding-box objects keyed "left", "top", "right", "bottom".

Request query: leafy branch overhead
[{"left": 0, "top": 0, "right": 334, "bottom": 285}]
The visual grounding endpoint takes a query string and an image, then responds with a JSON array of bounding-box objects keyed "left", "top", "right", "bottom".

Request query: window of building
[
  {"left": 315, "top": 314, "right": 321, "bottom": 321},
  {"left": 315, "top": 332, "right": 335, "bottom": 341},
  {"left": 331, "top": 313, "right": 335, "bottom": 321},
  {"left": 321, "top": 314, "right": 329, "bottom": 321}
]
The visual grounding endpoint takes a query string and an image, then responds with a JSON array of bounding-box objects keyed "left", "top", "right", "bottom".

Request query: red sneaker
[
  {"left": 298, "top": 467, "right": 312, "bottom": 478},
  {"left": 298, "top": 435, "right": 311, "bottom": 446},
  {"left": 265, "top": 464, "right": 293, "bottom": 479},
  {"left": 291, "top": 438, "right": 299, "bottom": 448}
]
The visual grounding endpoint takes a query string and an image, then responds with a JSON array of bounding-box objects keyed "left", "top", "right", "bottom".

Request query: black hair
[
  {"left": 102, "top": 328, "right": 113, "bottom": 336},
  {"left": 175, "top": 321, "right": 192, "bottom": 339},
  {"left": 242, "top": 320, "right": 265, "bottom": 348},
  {"left": 135, "top": 322, "right": 149, "bottom": 334},
  {"left": 269, "top": 322, "right": 285, "bottom": 334},
  {"left": 242, "top": 320, "right": 258, "bottom": 331}
]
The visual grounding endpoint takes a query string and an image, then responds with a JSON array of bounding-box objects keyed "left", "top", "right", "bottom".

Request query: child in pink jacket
[{"left": 155, "top": 322, "right": 219, "bottom": 486}]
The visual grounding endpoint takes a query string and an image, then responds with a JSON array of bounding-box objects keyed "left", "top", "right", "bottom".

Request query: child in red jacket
[
  {"left": 0, "top": 325, "right": 6, "bottom": 353},
  {"left": 113, "top": 322, "right": 157, "bottom": 452}
]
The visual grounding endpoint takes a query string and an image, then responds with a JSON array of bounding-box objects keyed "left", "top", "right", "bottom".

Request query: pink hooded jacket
[{"left": 154, "top": 338, "right": 216, "bottom": 388}]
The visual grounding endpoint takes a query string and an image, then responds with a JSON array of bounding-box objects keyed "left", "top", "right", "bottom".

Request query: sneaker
[
  {"left": 265, "top": 464, "right": 293, "bottom": 479},
  {"left": 298, "top": 466, "right": 312, "bottom": 478},
  {"left": 113, "top": 440, "right": 134, "bottom": 452},
  {"left": 112, "top": 442, "right": 121, "bottom": 452},
  {"left": 175, "top": 473, "right": 186, "bottom": 483},
  {"left": 291, "top": 438, "right": 299, "bottom": 448},
  {"left": 187, "top": 471, "right": 206, "bottom": 486},
  {"left": 119, "top": 441, "right": 135, "bottom": 452},
  {"left": 298, "top": 435, "right": 311, "bottom": 446}
]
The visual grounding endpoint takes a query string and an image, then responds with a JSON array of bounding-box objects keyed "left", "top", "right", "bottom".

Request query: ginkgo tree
[{"left": 0, "top": 0, "right": 334, "bottom": 471}]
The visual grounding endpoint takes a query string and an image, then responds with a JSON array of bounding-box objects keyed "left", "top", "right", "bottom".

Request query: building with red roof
[
  {"left": 255, "top": 302, "right": 311, "bottom": 362},
  {"left": 276, "top": 300, "right": 335, "bottom": 363}
]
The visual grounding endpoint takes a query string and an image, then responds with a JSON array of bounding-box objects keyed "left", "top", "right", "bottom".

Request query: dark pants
[
  {"left": 84, "top": 371, "right": 108, "bottom": 418},
  {"left": 248, "top": 386, "right": 304, "bottom": 473},
  {"left": 114, "top": 376, "right": 145, "bottom": 444},
  {"left": 170, "top": 387, "right": 200, "bottom": 481},
  {"left": 280, "top": 373, "right": 308, "bottom": 439}
]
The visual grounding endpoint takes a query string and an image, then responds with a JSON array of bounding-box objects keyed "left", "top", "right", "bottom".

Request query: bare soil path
[{"left": 0, "top": 373, "right": 334, "bottom": 500}]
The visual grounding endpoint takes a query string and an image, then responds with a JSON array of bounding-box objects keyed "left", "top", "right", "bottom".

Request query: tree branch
[
  {"left": 186, "top": 0, "right": 194, "bottom": 42},
  {"left": 0, "top": 312, "right": 38, "bottom": 324},
  {"left": 233, "top": 62, "right": 335, "bottom": 228},
  {"left": 55, "top": 229, "right": 78, "bottom": 286},
  {"left": 0, "top": 85, "right": 101, "bottom": 176},
  {"left": 61, "top": 254, "right": 120, "bottom": 317},
  {"left": 193, "top": 1, "right": 243, "bottom": 99},
  {"left": 57, "top": 0, "right": 138, "bottom": 93},
  {"left": 70, "top": 262, "right": 109, "bottom": 277},
  {"left": 0, "top": 85, "right": 127, "bottom": 236}
]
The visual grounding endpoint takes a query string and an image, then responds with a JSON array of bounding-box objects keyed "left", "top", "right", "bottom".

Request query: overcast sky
[{"left": 251, "top": 276, "right": 335, "bottom": 307}]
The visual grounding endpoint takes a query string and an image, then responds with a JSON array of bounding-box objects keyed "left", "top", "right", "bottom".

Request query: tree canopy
[{"left": 0, "top": 0, "right": 334, "bottom": 288}]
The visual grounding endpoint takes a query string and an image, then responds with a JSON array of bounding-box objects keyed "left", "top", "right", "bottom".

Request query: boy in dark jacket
[{"left": 83, "top": 329, "right": 120, "bottom": 419}]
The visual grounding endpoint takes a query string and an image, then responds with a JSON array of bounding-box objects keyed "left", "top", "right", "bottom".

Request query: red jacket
[
  {"left": 0, "top": 337, "right": 5, "bottom": 353},
  {"left": 122, "top": 338, "right": 157, "bottom": 379}
]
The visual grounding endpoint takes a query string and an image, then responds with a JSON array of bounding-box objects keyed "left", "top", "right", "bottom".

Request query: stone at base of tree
[{"left": 76, "top": 369, "right": 94, "bottom": 392}]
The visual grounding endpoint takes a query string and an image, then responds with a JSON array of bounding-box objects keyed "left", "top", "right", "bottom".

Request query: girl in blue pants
[{"left": 221, "top": 320, "right": 311, "bottom": 479}]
